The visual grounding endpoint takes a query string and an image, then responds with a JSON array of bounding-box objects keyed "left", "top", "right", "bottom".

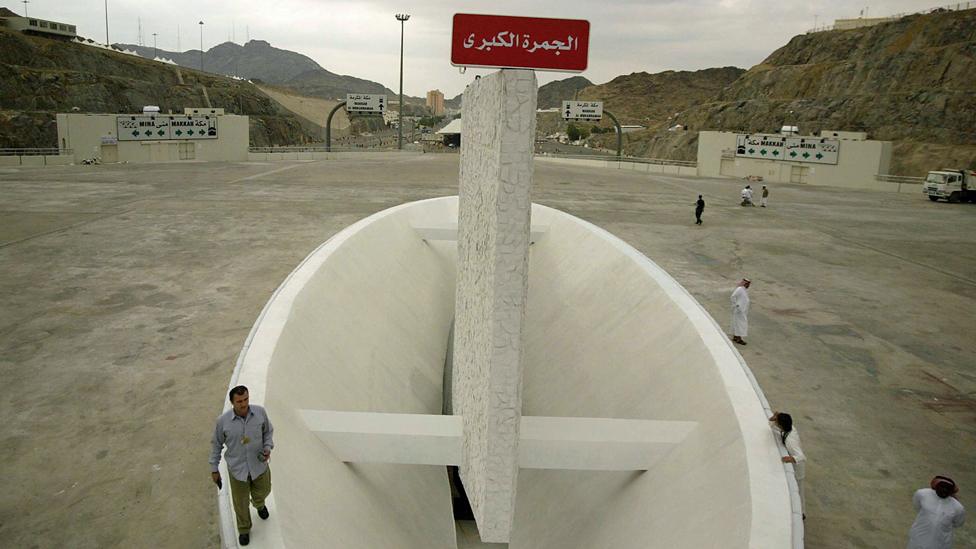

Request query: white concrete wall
[
  {"left": 0, "top": 155, "right": 73, "bottom": 166},
  {"left": 228, "top": 195, "right": 796, "bottom": 548},
  {"left": 697, "top": 130, "right": 893, "bottom": 191},
  {"left": 57, "top": 113, "right": 248, "bottom": 163},
  {"left": 506, "top": 203, "right": 794, "bottom": 548},
  {"left": 246, "top": 151, "right": 423, "bottom": 162},
  {"left": 229, "top": 197, "right": 461, "bottom": 549},
  {"left": 454, "top": 69, "right": 537, "bottom": 543},
  {"left": 535, "top": 156, "right": 697, "bottom": 176}
]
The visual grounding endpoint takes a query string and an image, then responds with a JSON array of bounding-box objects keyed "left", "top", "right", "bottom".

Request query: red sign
[{"left": 451, "top": 14, "right": 589, "bottom": 72}]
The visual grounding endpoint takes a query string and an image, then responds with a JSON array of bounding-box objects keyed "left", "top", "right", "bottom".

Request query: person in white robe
[
  {"left": 908, "top": 476, "right": 965, "bottom": 549},
  {"left": 731, "top": 278, "right": 751, "bottom": 345},
  {"left": 740, "top": 185, "right": 755, "bottom": 206},
  {"left": 770, "top": 412, "right": 806, "bottom": 517}
]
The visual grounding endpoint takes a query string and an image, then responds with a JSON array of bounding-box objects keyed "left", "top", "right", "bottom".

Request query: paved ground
[{"left": 0, "top": 155, "right": 973, "bottom": 548}]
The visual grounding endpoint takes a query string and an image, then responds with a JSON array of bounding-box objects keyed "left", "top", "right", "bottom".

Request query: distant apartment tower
[{"left": 426, "top": 89, "right": 445, "bottom": 116}]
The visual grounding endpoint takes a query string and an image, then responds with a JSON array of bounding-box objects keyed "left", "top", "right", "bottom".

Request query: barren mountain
[
  {"left": 612, "top": 8, "right": 976, "bottom": 175},
  {"left": 119, "top": 39, "right": 421, "bottom": 105},
  {"left": 0, "top": 28, "right": 318, "bottom": 148},
  {"left": 578, "top": 68, "right": 744, "bottom": 125},
  {"left": 537, "top": 76, "right": 594, "bottom": 109}
]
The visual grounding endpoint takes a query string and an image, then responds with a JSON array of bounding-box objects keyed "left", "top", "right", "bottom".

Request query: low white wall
[
  {"left": 0, "top": 155, "right": 73, "bottom": 166},
  {"left": 246, "top": 151, "right": 424, "bottom": 162},
  {"left": 535, "top": 156, "right": 697, "bottom": 176}
]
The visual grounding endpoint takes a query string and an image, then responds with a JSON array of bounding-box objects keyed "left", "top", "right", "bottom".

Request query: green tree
[{"left": 567, "top": 123, "right": 589, "bottom": 141}]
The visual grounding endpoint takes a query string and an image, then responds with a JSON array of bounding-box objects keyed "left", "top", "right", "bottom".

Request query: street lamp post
[
  {"left": 198, "top": 21, "right": 204, "bottom": 71},
  {"left": 395, "top": 13, "right": 410, "bottom": 150},
  {"left": 152, "top": 32, "right": 158, "bottom": 60},
  {"left": 103, "top": 0, "right": 109, "bottom": 46}
]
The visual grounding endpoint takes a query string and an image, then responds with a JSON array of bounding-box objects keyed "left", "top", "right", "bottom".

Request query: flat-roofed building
[
  {"left": 697, "top": 129, "right": 893, "bottom": 190},
  {"left": 57, "top": 110, "right": 249, "bottom": 164},
  {"left": 0, "top": 8, "right": 77, "bottom": 38},
  {"left": 426, "top": 89, "right": 445, "bottom": 116}
]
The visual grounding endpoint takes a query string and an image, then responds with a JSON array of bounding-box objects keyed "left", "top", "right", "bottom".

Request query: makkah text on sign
[
  {"left": 345, "top": 94, "right": 387, "bottom": 113},
  {"left": 562, "top": 100, "right": 603, "bottom": 121}
]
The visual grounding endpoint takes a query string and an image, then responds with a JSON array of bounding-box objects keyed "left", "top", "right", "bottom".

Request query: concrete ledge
[
  {"left": 298, "top": 411, "right": 697, "bottom": 472},
  {"left": 534, "top": 155, "right": 696, "bottom": 177},
  {"left": 246, "top": 151, "right": 425, "bottom": 162},
  {"left": 302, "top": 410, "right": 463, "bottom": 466},
  {"left": 519, "top": 416, "right": 697, "bottom": 470}
]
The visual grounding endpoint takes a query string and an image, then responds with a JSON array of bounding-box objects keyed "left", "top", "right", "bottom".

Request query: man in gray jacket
[{"left": 209, "top": 385, "right": 274, "bottom": 546}]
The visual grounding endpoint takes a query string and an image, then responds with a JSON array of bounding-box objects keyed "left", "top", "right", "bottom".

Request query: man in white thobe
[
  {"left": 908, "top": 476, "right": 965, "bottom": 549},
  {"left": 731, "top": 278, "right": 751, "bottom": 345},
  {"left": 741, "top": 185, "right": 754, "bottom": 206}
]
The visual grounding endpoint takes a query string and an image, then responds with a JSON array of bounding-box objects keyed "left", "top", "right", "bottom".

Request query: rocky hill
[
  {"left": 0, "top": 29, "right": 319, "bottom": 148},
  {"left": 538, "top": 76, "right": 593, "bottom": 109},
  {"left": 119, "top": 40, "right": 417, "bottom": 104},
  {"left": 119, "top": 40, "right": 320, "bottom": 83},
  {"left": 446, "top": 75, "right": 594, "bottom": 110},
  {"left": 578, "top": 67, "right": 745, "bottom": 126},
  {"left": 612, "top": 8, "right": 976, "bottom": 175}
]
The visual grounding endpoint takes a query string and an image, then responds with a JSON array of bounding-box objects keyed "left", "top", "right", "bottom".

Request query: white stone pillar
[{"left": 453, "top": 69, "right": 537, "bottom": 544}]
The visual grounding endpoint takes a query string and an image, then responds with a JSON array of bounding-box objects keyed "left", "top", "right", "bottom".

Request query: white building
[
  {"left": 697, "top": 130, "right": 892, "bottom": 190},
  {"left": 57, "top": 110, "right": 249, "bottom": 163}
]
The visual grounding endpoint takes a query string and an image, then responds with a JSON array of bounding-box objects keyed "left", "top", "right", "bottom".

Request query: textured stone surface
[{"left": 453, "top": 69, "right": 537, "bottom": 544}]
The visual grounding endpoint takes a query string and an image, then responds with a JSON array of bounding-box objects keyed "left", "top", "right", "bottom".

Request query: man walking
[
  {"left": 761, "top": 185, "right": 769, "bottom": 207},
  {"left": 210, "top": 385, "right": 275, "bottom": 546},
  {"left": 694, "top": 194, "right": 705, "bottom": 225},
  {"left": 731, "top": 278, "right": 751, "bottom": 345}
]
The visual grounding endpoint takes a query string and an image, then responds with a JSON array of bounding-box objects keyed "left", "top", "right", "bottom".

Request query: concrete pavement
[{"left": 0, "top": 155, "right": 972, "bottom": 548}]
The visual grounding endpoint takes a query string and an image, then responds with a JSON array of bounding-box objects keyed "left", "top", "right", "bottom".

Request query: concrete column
[{"left": 453, "top": 69, "right": 537, "bottom": 544}]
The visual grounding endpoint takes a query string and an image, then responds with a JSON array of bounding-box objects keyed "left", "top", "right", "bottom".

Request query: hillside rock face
[
  {"left": 283, "top": 69, "right": 396, "bottom": 101},
  {"left": 0, "top": 29, "right": 317, "bottom": 148},
  {"left": 579, "top": 67, "right": 745, "bottom": 125},
  {"left": 119, "top": 40, "right": 321, "bottom": 83},
  {"left": 119, "top": 40, "right": 402, "bottom": 102},
  {"left": 537, "top": 76, "right": 593, "bottom": 109},
  {"left": 626, "top": 8, "right": 976, "bottom": 174}
]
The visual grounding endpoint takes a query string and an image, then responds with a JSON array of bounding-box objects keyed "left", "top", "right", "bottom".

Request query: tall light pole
[
  {"left": 152, "top": 32, "right": 158, "bottom": 59},
  {"left": 198, "top": 21, "right": 204, "bottom": 71},
  {"left": 104, "top": 0, "right": 109, "bottom": 46},
  {"left": 21, "top": 0, "right": 28, "bottom": 17},
  {"left": 395, "top": 13, "right": 410, "bottom": 150}
]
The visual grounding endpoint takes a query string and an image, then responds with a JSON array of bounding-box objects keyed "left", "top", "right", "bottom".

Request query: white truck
[{"left": 923, "top": 169, "right": 976, "bottom": 202}]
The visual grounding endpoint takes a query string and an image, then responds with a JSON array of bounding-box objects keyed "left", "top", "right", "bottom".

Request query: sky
[{"left": 33, "top": 0, "right": 935, "bottom": 98}]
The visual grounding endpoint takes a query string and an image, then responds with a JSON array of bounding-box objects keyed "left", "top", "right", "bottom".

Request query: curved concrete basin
[{"left": 218, "top": 196, "right": 800, "bottom": 548}]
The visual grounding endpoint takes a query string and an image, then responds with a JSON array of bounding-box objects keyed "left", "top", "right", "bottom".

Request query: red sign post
[{"left": 451, "top": 14, "right": 589, "bottom": 72}]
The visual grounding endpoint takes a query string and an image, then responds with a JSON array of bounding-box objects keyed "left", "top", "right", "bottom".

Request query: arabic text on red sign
[{"left": 451, "top": 14, "right": 589, "bottom": 72}]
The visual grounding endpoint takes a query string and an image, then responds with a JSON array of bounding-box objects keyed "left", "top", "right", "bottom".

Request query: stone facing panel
[{"left": 453, "top": 69, "right": 537, "bottom": 543}]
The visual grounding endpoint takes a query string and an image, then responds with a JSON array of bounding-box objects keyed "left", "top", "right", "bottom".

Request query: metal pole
[
  {"left": 198, "top": 21, "right": 204, "bottom": 71},
  {"left": 21, "top": 0, "right": 28, "bottom": 17},
  {"left": 395, "top": 13, "right": 410, "bottom": 150},
  {"left": 604, "top": 109, "right": 623, "bottom": 158},
  {"left": 325, "top": 101, "right": 347, "bottom": 152},
  {"left": 152, "top": 32, "right": 158, "bottom": 60},
  {"left": 104, "top": 0, "right": 109, "bottom": 46}
]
